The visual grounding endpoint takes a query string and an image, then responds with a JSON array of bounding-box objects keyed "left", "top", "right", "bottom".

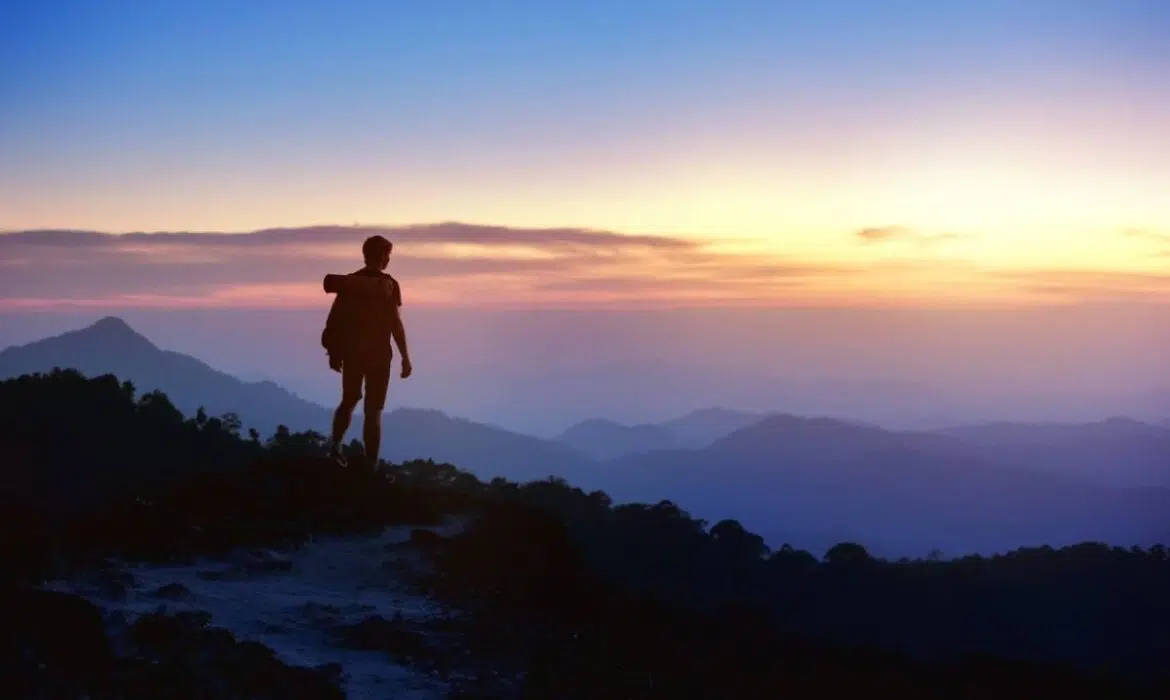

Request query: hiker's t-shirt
[{"left": 333, "top": 268, "right": 402, "bottom": 365}]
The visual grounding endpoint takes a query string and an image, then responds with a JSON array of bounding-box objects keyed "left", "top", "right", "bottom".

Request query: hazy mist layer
[{"left": 3, "top": 304, "right": 1166, "bottom": 436}]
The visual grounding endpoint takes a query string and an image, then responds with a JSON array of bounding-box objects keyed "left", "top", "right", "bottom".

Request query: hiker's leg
[
  {"left": 332, "top": 361, "right": 363, "bottom": 448},
  {"left": 362, "top": 363, "right": 391, "bottom": 466}
]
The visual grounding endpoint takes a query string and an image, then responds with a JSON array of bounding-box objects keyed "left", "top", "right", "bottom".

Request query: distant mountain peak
[
  {"left": 574, "top": 417, "right": 627, "bottom": 429},
  {"left": 90, "top": 315, "right": 132, "bottom": 330},
  {"left": 0, "top": 316, "right": 158, "bottom": 357},
  {"left": 0, "top": 317, "right": 328, "bottom": 436},
  {"left": 75, "top": 316, "right": 157, "bottom": 350},
  {"left": 658, "top": 407, "right": 768, "bottom": 449}
]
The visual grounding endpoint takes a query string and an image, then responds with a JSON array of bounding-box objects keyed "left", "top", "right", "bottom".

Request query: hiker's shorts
[{"left": 341, "top": 357, "right": 391, "bottom": 413}]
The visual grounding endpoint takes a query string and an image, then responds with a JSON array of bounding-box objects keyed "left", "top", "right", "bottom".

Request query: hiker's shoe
[{"left": 327, "top": 445, "right": 347, "bottom": 467}]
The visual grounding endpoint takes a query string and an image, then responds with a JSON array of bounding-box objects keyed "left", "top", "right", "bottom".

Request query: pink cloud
[{"left": 2, "top": 223, "right": 1168, "bottom": 311}]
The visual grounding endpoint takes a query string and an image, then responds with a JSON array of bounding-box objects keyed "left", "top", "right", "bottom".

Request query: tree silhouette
[
  {"left": 825, "top": 541, "right": 872, "bottom": 566},
  {"left": 711, "top": 518, "right": 770, "bottom": 561}
]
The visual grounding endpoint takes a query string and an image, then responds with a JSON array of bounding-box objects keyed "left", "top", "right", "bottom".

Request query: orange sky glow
[{"left": 1, "top": 222, "right": 1168, "bottom": 312}]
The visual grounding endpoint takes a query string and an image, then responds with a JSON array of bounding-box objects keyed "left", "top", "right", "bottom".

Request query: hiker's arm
[
  {"left": 390, "top": 306, "right": 410, "bottom": 362},
  {"left": 389, "top": 279, "right": 410, "bottom": 365}
]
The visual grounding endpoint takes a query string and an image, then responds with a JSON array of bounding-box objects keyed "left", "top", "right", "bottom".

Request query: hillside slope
[
  {"left": 603, "top": 414, "right": 1170, "bottom": 557},
  {"left": 556, "top": 418, "right": 680, "bottom": 460},
  {"left": 936, "top": 417, "right": 1170, "bottom": 487},
  {"left": 0, "top": 317, "right": 328, "bottom": 436}
]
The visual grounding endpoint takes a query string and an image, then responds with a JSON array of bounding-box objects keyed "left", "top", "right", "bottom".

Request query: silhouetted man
[{"left": 321, "top": 234, "right": 412, "bottom": 468}]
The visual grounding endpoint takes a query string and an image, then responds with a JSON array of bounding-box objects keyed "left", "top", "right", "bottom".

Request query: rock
[
  {"left": 335, "top": 613, "right": 431, "bottom": 661},
  {"left": 409, "top": 528, "right": 447, "bottom": 550},
  {"left": 0, "top": 587, "right": 114, "bottom": 697},
  {"left": 150, "top": 582, "right": 196, "bottom": 601}
]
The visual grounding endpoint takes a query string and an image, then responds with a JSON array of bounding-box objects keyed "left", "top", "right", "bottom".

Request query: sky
[
  {"left": 2, "top": 1, "right": 1170, "bottom": 432},
  {"left": 2, "top": 0, "right": 1169, "bottom": 311}
]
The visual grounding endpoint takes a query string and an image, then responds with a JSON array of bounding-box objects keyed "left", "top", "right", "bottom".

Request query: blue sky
[{"left": 4, "top": 1, "right": 1164, "bottom": 202}]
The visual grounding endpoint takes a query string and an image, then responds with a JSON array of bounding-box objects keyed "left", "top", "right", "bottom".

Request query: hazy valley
[{"left": 4, "top": 317, "right": 1167, "bottom": 559}]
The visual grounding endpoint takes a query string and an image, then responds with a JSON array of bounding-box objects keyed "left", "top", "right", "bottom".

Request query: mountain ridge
[
  {"left": 554, "top": 407, "right": 769, "bottom": 459},
  {"left": 0, "top": 317, "right": 597, "bottom": 483},
  {"left": 598, "top": 412, "right": 1170, "bottom": 557},
  {"left": 933, "top": 417, "right": 1170, "bottom": 487},
  {"left": 0, "top": 316, "right": 328, "bottom": 436},
  {"left": 555, "top": 418, "right": 681, "bottom": 461},
  {"left": 5, "top": 316, "right": 1168, "bottom": 557}
]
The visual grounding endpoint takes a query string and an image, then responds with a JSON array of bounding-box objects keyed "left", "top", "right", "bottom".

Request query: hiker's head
[{"left": 362, "top": 235, "right": 393, "bottom": 270}]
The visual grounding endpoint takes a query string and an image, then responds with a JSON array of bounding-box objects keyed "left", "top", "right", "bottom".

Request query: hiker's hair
[{"left": 362, "top": 235, "right": 393, "bottom": 265}]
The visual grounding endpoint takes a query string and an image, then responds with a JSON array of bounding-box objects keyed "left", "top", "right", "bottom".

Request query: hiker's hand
[
  {"left": 400, "top": 356, "right": 412, "bottom": 379},
  {"left": 329, "top": 356, "right": 343, "bottom": 373}
]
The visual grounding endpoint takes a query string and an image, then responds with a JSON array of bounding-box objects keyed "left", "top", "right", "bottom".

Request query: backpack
[
  {"left": 320, "top": 273, "right": 399, "bottom": 358},
  {"left": 320, "top": 295, "right": 352, "bottom": 358}
]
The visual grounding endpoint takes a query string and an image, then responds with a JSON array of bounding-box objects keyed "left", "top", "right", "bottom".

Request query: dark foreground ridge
[{"left": 2, "top": 369, "right": 1168, "bottom": 698}]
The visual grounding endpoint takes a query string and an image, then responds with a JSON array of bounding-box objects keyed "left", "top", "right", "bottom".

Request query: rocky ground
[{"left": 40, "top": 522, "right": 479, "bottom": 700}]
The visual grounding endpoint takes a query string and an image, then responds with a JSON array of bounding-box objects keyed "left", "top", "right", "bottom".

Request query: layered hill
[
  {"left": 555, "top": 407, "right": 767, "bottom": 459},
  {"left": 935, "top": 417, "right": 1170, "bottom": 487},
  {"left": 601, "top": 414, "right": 1170, "bottom": 557},
  {"left": 0, "top": 317, "right": 327, "bottom": 437},
  {"left": 0, "top": 317, "right": 594, "bottom": 483}
]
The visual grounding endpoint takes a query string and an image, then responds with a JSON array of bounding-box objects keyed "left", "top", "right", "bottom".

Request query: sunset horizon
[{"left": 3, "top": 219, "right": 1169, "bottom": 311}]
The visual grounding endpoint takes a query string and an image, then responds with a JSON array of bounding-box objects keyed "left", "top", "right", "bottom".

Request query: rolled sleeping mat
[{"left": 323, "top": 273, "right": 395, "bottom": 298}]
